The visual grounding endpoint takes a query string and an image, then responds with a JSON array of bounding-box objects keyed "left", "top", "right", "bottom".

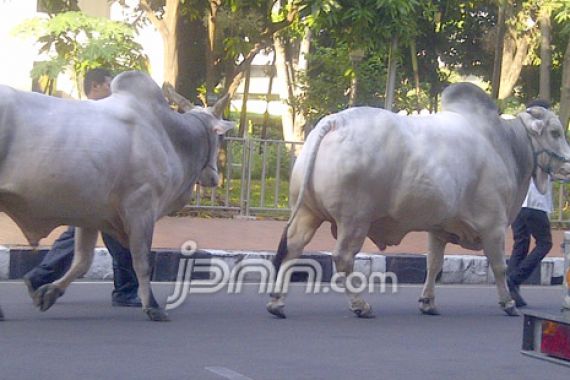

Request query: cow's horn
[
  {"left": 211, "top": 93, "right": 230, "bottom": 118},
  {"left": 162, "top": 82, "right": 195, "bottom": 112}
]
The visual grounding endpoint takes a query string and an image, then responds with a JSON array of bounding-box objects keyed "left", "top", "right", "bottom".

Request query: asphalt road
[{"left": 0, "top": 282, "right": 568, "bottom": 379}]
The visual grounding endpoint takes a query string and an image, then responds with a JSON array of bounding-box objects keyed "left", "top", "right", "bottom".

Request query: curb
[{"left": 0, "top": 246, "right": 564, "bottom": 286}]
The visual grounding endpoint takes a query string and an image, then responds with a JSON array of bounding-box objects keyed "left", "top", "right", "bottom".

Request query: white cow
[
  {"left": 267, "top": 83, "right": 570, "bottom": 318},
  {"left": 0, "top": 71, "right": 234, "bottom": 321}
]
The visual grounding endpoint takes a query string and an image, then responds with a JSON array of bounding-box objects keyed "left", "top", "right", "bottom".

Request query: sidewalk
[
  {"left": 1, "top": 212, "right": 566, "bottom": 256},
  {"left": 1, "top": 213, "right": 566, "bottom": 286}
]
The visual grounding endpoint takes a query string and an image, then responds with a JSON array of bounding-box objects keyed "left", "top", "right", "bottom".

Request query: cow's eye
[{"left": 551, "top": 130, "right": 561, "bottom": 139}]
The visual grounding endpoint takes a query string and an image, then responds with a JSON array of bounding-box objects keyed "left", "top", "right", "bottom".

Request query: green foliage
[
  {"left": 295, "top": 36, "right": 431, "bottom": 121},
  {"left": 307, "top": 0, "right": 420, "bottom": 52},
  {"left": 225, "top": 140, "right": 294, "bottom": 181},
  {"left": 14, "top": 11, "right": 148, "bottom": 93},
  {"left": 553, "top": 0, "right": 570, "bottom": 35},
  {"left": 37, "top": 0, "right": 80, "bottom": 15},
  {"left": 195, "top": 178, "right": 290, "bottom": 211},
  {"left": 294, "top": 43, "right": 353, "bottom": 122}
]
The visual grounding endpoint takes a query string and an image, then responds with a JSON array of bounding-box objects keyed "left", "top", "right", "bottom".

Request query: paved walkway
[{"left": 1, "top": 213, "right": 565, "bottom": 257}]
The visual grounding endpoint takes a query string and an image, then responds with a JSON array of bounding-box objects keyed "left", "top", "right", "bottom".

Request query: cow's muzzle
[{"left": 198, "top": 166, "right": 220, "bottom": 188}]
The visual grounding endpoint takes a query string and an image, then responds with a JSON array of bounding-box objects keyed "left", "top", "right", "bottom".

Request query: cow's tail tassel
[
  {"left": 273, "top": 226, "right": 289, "bottom": 273},
  {"left": 285, "top": 118, "right": 335, "bottom": 229}
]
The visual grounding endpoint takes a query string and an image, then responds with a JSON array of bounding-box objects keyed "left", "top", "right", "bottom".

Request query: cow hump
[
  {"left": 111, "top": 71, "right": 168, "bottom": 107},
  {"left": 441, "top": 82, "right": 498, "bottom": 116}
]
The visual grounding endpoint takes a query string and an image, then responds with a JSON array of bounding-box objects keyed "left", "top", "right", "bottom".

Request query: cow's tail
[{"left": 273, "top": 118, "right": 336, "bottom": 272}]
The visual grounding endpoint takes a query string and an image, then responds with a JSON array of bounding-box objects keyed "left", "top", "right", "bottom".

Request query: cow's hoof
[
  {"left": 144, "top": 308, "right": 170, "bottom": 322},
  {"left": 419, "top": 298, "right": 439, "bottom": 315},
  {"left": 419, "top": 306, "right": 440, "bottom": 316},
  {"left": 500, "top": 300, "right": 520, "bottom": 316},
  {"left": 350, "top": 302, "right": 374, "bottom": 319},
  {"left": 36, "top": 284, "right": 64, "bottom": 312},
  {"left": 267, "top": 302, "right": 286, "bottom": 319},
  {"left": 419, "top": 298, "right": 440, "bottom": 315}
]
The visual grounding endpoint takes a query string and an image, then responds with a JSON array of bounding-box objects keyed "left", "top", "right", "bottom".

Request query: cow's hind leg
[
  {"left": 267, "top": 208, "right": 322, "bottom": 318},
  {"left": 483, "top": 232, "right": 518, "bottom": 316},
  {"left": 334, "top": 221, "right": 373, "bottom": 318},
  {"left": 419, "top": 233, "right": 445, "bottom": 315},
  {"left": 36, "top": 227, "right": 97, "bottom": 312}
]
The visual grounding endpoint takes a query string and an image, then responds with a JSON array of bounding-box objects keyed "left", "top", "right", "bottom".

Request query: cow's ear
[
  {"left": 519, "top": 109, "right": 546, "bottom": 135},
  {"left": 213, "top": 120, "right": 235, "bottom": 135}
]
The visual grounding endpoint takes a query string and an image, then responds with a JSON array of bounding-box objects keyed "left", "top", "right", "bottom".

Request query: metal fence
[
  {"left": 184, "top": 137, "right": 570, "bottom": 225},
  {"left": 185, "top": 137, "right": 303, "bottom": 217},
  {"left": 552, "top": 181, "right": 570, "bottom": 227}
]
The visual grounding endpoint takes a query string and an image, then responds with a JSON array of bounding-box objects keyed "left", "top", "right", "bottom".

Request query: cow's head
[
  {"left": 519, "top": 106, "right": 570, "bottom": 193},
  {"left": 197, "top": 106, "right": 234, "bottom": 187},
  {"left": 163, "top": 84, "right": 235, "bottom": 187}
]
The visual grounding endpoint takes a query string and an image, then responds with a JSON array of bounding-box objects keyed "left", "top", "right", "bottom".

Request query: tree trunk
[
  {"left": 293, "top": 28, "right": 310, "bottom": 137},
  {"left": 491, "top": 2, "right": 506, "bottom": 99},
  {"left": 538, "top": 6, "right": 551, "bottom": 102},
  {"left": 274, "top": 34, "right": 296, "bottom": 142},
  {"left": 176, "top": 16, "right": 207, "bottom": 102},
  {"left": 560, "top": 38, "right": 570, "bottom": 134},
  {"left": 140, "top": 0, "right": 180, "bottom": 87},
  {"left": 410, "top": 40, "right": 420, "bottom": 110},
  {"left": 384, "top": 35, "right": 398, "bottom": 111},
  {"left": 206, "top": 0, "right": 221, "bottom": 104},
  {"left": 163, "top": 37, "right": 179, "bottom": 87},
  {"left": 498, "top": 33, "right": 530, "bottom": 99},
  {"left": 238, "top": 64, "right": 252, "bottom": 137},
  {"left": 261, "top": 54, "right": 277, "bottom": 140},
  {"left": 274, "top": 30, "right": 308, "bottom": 144}
]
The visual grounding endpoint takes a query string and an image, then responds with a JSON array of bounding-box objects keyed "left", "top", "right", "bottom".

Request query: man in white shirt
[{"left": 507, "top": 99, "right": 553, "bottom": 307}]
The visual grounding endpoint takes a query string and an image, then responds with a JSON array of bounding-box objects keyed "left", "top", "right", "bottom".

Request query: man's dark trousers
[
  {"left": 508, "top": 207, "right": 553, "bottom": 285},
  {"left": 25, "top": 227, "right": 138, "bottom": 299}
]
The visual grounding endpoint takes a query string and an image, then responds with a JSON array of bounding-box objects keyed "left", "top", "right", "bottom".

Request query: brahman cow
[
  {"left": 0, "top": 71, "right": 234, "bottom": 321},
  {"left": 267, "top": 83, "right": 570, "bottom": 318}
]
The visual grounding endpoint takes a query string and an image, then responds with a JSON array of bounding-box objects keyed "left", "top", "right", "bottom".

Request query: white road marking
[{"left": 205, "top": 366, "right": 254, "bottom": 380}]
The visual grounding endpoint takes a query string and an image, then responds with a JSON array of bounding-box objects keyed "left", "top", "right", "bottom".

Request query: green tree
[
  {"left": 15, "top": 11, "right": 148, "bottom": 96},
  {"left": 307, "top": 0, "right": 420, "bottom": 110}
]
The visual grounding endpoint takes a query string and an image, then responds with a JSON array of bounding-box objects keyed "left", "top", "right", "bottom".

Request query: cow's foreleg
[
  {"left": 37, "top": 227, "right": 97, "bottom": 312},
  {"left": 128, "top": 220, "right": 168, "bottom": 322},
  {"left": 333, "top": 222, "right": 373, "bottom": 318},
  {"left": 419, "top": 233, "right": 446, "bottom": 315},
  {"left": 267, "top": 208, "right": 321, "bottom": 319},
  {"left": 483, "top": 232, "right": 518, "bottom": 316}
]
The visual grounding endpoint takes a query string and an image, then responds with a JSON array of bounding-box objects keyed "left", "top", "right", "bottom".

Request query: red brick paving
[{"left": 0, "top": 213, "right": 565, "bottom": 257}]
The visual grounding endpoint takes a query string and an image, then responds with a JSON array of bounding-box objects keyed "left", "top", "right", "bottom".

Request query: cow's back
[
  {"left": 292, "top": 107, "right": 511, "bottom": 241},
  {"left": 0, "top": 87, "right": 139, "bottom": 236}
]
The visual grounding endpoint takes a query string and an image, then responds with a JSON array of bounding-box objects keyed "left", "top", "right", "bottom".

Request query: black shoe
[
  {"left": 507, "top": 278, "right": 527, "bottom": 308},
  {"left": 112, "top": 295, "right": 142, "bottom": 307}
]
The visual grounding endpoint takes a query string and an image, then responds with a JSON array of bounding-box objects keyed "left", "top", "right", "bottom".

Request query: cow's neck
[
  {"left": 500, "top": 118, "right": 536, "bottom": 221},
  {"left": 159, "top": 109, "right": 212, "bottom": 208},
  {"left": 163, "top": 110, "right": 211, "bottom": 170}
]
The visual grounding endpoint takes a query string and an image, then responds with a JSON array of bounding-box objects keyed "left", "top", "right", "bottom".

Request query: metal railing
[
  {"left": 184, "top": 138, "right": 570, "bottom": 224},
  {"left": 553, "top": 182, "right": 570, "bottom": 227},
  {"left": 185, "top": 137, "right": 303, "bottom": 217}
]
